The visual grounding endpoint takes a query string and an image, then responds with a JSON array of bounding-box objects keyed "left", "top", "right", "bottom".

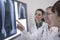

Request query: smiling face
[{"left": 35, "top": 10, "right": 43, "bottom": 23}]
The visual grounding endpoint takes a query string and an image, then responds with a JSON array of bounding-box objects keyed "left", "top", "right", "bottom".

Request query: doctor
[
  {"left": 29, "top": 9, "right": 47, "bottom": 34},
  {"left": 43, "top": 6, "right": 58, "bottom": 40},
  {"left": 30, "top": 9, "right": 48, "bottom": 40}
]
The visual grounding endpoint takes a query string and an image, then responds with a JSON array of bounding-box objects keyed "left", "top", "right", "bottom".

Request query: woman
[
  {"left": 29, "top": 9, "right": 46, "bottom": 34},
  {"left": 35, "top": 9, "right": 45, "bottom": 29},
  {"left": 43, "top": 6, "right": 58, "bottom": 40}
]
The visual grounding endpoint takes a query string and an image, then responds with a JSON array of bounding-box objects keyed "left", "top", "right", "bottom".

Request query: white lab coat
[
  {"left": 42, "top": 27, "right": 58, "bottom": 40},
  {"left": 31, "top": 23, "right": 58, "bottom": 40},
  {"left": 31, "top": 22, "right": 48, "bottom": 40},
  {"left": 13, "top": 22, "right": 48, "bottom": 40},
  {"left": 54, "top": 31, "right": 60, "bottom": 40},
  {"left": 13, "top": 22, "right": 58, "bottom": 40},
  {"left": 28, "top": 23, "right": 37, "bottom": 34},
  {"left": 29, "top": 22, "right": 47, "bottom": 34}
]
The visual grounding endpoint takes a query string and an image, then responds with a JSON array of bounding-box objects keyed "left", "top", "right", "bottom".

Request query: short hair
[
  {"left": 52, "top": 1, "right": 60, "bottom": 17},
  {"left": 35, "top": 9, "right": 45, "bottom": 15}
]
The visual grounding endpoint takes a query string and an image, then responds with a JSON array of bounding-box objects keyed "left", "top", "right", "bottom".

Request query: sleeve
[
  {"left": 48, "top": 27, "right": 58, "bottom": 40},
  {"left": 31, "top": 24, "right": 45, "bottom": 40}
]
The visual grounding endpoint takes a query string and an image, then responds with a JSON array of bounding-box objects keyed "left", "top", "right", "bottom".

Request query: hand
[{"left": 16, "top": 20, "right": 25, "bottom": 31}]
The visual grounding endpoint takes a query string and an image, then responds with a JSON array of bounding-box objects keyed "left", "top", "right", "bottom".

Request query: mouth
[{"left": 45, "top": 19, "right": 49, "bottom": 22}]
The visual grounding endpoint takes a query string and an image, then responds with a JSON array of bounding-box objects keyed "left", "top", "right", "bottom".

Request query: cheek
[
  {"left": 39, "top": 16, "right": 43, "bottom": 20},
  {"left": 52, "top": 16, "right": 56, "bottom": 22},
  {"left": 36, "top": 16, "right": 43, "bottom": 21},
  {"left": 45, "top": 16, "right": 49, "bottom": 21},
  {"left": 35, "top": 16, "right": 40, "bottom": 20},
  {"left": 39, "top": 16, "right": 42, "bottom": 18},
  {"left": 51, "top": 15, "right": 55, "bottom": 21},
  {"left": 44, "top": 16, "right": 51, "bottom": 23},
  {"left": 36, "top": 15, "right": 42, "bottom": 19},
  {"left": 48, "top": 15, "right": 53, "bottom": 21}
]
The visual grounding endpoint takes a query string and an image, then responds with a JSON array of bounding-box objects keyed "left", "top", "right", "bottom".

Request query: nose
[
  {"left": 44, "top": 14, "right": 48, "bottom": 20},
  {"left": 36, "top": 15, "right": 39, "bottom": 18}
]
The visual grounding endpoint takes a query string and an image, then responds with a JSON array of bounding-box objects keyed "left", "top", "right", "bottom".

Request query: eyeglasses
[{"left": 44, "top": 12, "right": 53, "bottom": 16}]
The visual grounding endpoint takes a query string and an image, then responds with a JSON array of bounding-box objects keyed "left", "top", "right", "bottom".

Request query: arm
[{"left": 16, "top": 20, "right": 25, "bottom": 31}]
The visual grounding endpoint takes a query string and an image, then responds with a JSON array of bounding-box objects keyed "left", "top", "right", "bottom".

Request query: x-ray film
[{"left": 0, "top": 0, "right": 16, "bottom": 39}]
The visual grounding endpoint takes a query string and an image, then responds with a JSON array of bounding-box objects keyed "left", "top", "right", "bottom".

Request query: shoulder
[
  {"left": 42, "top": 22, "right": 48, "bottom": 28},
  {"left": 42, "top": 22, "right": 48, "bottom": 26},
  {"left": 54, "top": 31, "right": 60, "bottom": 40},
  {"left": 51, "top": 27, "right": 58, "bottom": 31}
]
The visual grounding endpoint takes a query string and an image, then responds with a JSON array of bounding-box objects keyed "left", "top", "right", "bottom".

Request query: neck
[
  {"left": 48, "top": 22, "right": 53, "bottom": 31},
  {"left": 54, "top": 18, "right": 60, "bottom": 31},
  {"left": 48, "top": 25, "right": 51, "bottom": 31},
  {"left": 36, "top": 20, "right": 42, "bottom": 24}
]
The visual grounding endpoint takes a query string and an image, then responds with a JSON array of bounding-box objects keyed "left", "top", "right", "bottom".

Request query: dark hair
[
  {"left": 46, "top": 6, "right": 52, "bottom": 10},
  {"left": 35, "top": 9, "right": 45, "bottom": 21},
  {"left": 35, "top": 9, "right": 45, "bottom": 15},
  {"left": 52, "top": 1, "right": 60, "bottom": 17}
]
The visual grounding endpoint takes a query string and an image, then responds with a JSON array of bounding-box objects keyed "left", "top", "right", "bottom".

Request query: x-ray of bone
[
  {"left": 0, "top": 0, "right": 16, "bottom": 39},
  {"left": 18, "top": 3, "right": 26, "bottom": 19},
  {"left": 16, "top": 1, "right": 27, "bottom": 19},
  {"left": 0, "top": 0, "right": 7, "bottom": 38}
]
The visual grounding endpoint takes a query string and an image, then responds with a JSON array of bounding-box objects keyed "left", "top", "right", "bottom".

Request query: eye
[{"left": 38, "top": 14, "right": 41, "bottom": 16}]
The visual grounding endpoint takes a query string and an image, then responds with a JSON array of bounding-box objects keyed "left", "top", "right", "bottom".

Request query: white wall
[{"left": 17, "top": 0, "right": 58, "bottom": 28}]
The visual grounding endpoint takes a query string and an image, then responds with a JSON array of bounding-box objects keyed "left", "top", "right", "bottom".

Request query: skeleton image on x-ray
[
  {"left": 18, "top": 3, "right": 26, "bottom": 19},
  {"left": 8, "top": 0, "right": 16, "bottom": 35},
  {"left": 0, "top": 0, "right": 7, "bottom": 37},
  {"left": 0, "top": 0, "right": 16, "bottom": 39}
]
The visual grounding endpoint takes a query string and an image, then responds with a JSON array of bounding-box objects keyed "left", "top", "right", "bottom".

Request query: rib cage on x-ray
[
  {"left": 18, "top": 3, "right": 26, "bottom": 19},
  {"left": 0, "top": 0, "right": 16, "bottom": 39}
]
